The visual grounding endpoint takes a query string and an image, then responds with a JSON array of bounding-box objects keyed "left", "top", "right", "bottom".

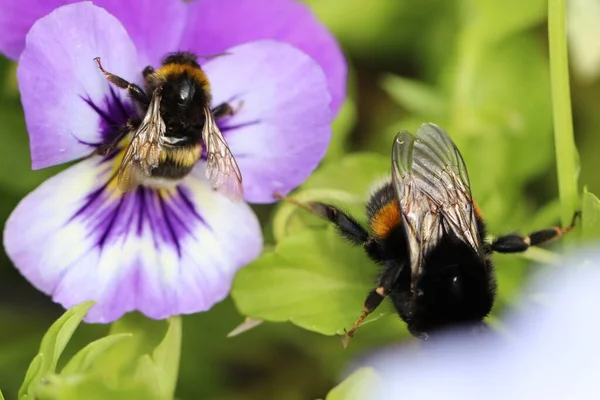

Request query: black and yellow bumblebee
[
  {"left": 278, "top": 123, "right": 579, "bottom": 341},
  {"left": 94, "top": 51, "right": 243, "bottom": 200}
]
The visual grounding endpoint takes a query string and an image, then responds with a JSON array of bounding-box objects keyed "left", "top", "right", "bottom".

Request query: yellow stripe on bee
[
  {"left": 160, "top": 145, "right": 202, "bottom": 168},
  {"left": 155, "top": 64, "right": 211, "bottom": 91},
  {"left": 370, "top": 200, "right": 402, "bottom": 239},
  {"left": 104, "top": 137, "right": 200, "bottom": 198}
]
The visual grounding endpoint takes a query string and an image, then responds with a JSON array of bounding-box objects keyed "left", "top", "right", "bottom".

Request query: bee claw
[
  {"left": 341, "top": 328, "right": 353, "bottom": 349},
  {"left": 94, "top": 56, "right": 108, "bottom": 75},
  {"left": 234, "top": 100, "right": 245, "bottom": 114},
  {"left": 96, "top": 143, "right": 114, "bottom": 156}
]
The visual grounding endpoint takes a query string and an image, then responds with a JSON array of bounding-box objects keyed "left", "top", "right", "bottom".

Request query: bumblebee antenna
[{"left": 197, "top": 52, "right": 231, "bottom": 61}]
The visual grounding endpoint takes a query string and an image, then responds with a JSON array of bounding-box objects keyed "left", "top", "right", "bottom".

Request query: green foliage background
[{"left": 0, "top": 0, "right": 599, "bottom": 398}]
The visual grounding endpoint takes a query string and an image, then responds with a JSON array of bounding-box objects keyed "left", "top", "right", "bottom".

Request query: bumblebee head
[
  {"left": 154, "top": 52, "right": 211, "bottom": 116},
  {"left": 409, "top": 234, "right": 496, "bottom": 335}
]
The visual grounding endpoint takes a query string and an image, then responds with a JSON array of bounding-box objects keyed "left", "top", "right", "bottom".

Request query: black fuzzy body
[
  {"left": 366, "top": 181, "right": 496, "bottom": 338},
  {"left": 131, "top": 52, "right": 211, "bottom": 182}
]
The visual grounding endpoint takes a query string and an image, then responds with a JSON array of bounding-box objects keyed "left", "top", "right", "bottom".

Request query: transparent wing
[
  {"left": 116, "top": 89, "right": 165, "bottom": 192},
  {"left": 391, "top": 123, "right": 482, "bottom": 280},
  {"left": 202, "top": 106, "right": 244, "bottom": 202}
]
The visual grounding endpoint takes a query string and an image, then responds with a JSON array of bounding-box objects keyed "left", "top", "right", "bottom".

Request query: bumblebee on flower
[{"left": 0, "top": 0, "right": 346, "bottom": 322}]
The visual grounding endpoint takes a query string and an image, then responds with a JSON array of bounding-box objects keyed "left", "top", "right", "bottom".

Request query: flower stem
[{"left": 548, "top": 0, "right": 579, "bottom": 227}]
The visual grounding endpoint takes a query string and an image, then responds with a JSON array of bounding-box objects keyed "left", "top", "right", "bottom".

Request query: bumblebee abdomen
[
  {"left": 151, "top": 144, "right": 201, "bottom": 180},
  {"left": 367, "top": 181, "right": 402, "bottom": 239},
  {"left": 369, "top": 200, "right": 402, "bottom": 239}
]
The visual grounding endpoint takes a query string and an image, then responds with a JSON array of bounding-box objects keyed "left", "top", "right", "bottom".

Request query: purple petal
[
  {"left": 0, "top": 0, "right": 69, "bottom": 60},
  {"left": 83, "top": 0, "right": 187, "bottom": 67},
  {"left": 179, "top": 0, "right": 346, "bottom": 113},
  {"left": 201, "top": 40, "right": 332, "bottom": 203},
  {"left": 3, "top": 156, "right": 262, "bottom": 323},
  {"left": 17, "top": 3, "right": 140, "bottom": 169},
  {"left": 0, "top": 0, "right": 186, "bottom": 65}
]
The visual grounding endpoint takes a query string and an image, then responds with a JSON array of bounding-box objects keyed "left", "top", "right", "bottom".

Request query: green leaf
[
  {"left": 325, "top": 367, "right": 381, "bottom": 400},
  {"left": 305, "top": 0, "right": 420, "bottom": 58},
  {"left": 461, "top": 0, "right": 546, "bottom": 46},
  {"left": 146, "top": 316, "right": 181, "bottom": 399},
  {"left": 272, "top": 153, "right": 389, "bottom": 241},
  {"left": 446, "top": 34, "right": 553, "bottom": 221},
  {"left": 18, "top": 302, "right": 94, "bottom": 399},
  {"left": 0, "top": 100, "right": 62, "bottom": 196},
  {"left": 61, "top": 333, "right": 133, "bottom": 375},
  {"left": 380, "top": 74, "right": 447, "bottom": 118},
  {"left": 272, "top": 188, "right": 364, "bottom": 242},
  {"left": 567, "top": 0, "right": 600, "bottom": 81},
  {"left": 29, "top": 319, "right": 177, "bottom": 400},
  {"left": 38, "top": 302, "right": 95, "bottom": 374},
  {"left": 18, "top": 354, "right": 43, "bottom": 400},
  {"left": 0, "top": 388, "right": 5, "bottom": 400},
  {"left": 549, "top": 0, "right": 581, "bottom": 230},
  {"left": 582, "top": 190, "right": 600, "bottom": 241},
  {"left": 232, "top": 228, "right": 388, "bottom": 336},
  {"left": 33, "top": 373, "right": 155, "bottom": 400},
  {"left": 98, "top": 313, "right": 170, "bottom": 377},
  {"left": 131, "top": 356, "right": 165, "bottom": 397},
  {"left": 0, "top": 56, "right": 12, "bottom": 95},
  {"left": 302, "top": 153, "right": 389, "bottom": 193},
  {"left": 87, "top": 314, "right": 181, "bottom": 400},
  {"left": 324, "top": 98, "right": 357, "bottom": 163}
]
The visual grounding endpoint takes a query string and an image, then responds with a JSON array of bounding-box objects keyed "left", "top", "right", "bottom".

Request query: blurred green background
[{"left": 0, "top": 0, "right": 598, "bottom": 398}]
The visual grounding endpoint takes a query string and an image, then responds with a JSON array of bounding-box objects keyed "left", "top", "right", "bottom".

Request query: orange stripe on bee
[
  {"left": 370, "top": 200, "right": 402, "bottom": 239},
  {"left": 473, "top": 201, "right": 483, "bottom": 219},
  {"left": 155, "top": 64, "right": 211, "bottom": 91}
]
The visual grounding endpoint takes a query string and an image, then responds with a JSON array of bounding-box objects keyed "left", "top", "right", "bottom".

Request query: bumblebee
[
  {"left": 94, "top": 52, "right": 243, "bottom": 200},
  {"left": 278, "top": 123, "right": 579, "bottom": 341}
]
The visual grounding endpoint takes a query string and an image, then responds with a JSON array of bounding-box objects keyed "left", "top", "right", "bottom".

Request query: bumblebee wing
[
  {"left": 116, "top": 89, "right": 165, "bottom": 192},
  {"left": 116, "top": 141, "right": 141, "bottom": 192},
  {"left": 202, "top": 106, "right": 244, "bottom": 201},
  {"left": 392, "top": 123, "right": 482, "bottom": 280}
]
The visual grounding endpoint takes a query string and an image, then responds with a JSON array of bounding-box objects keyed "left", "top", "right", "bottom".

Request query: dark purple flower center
[
  {"left": 81, "top": 89, "right": 260, "bottom": 159},
  {"left": 69, "top": 86, "right": 264, "bottom": 256},
  {"left": 71, "top": 174, "right": 208, "bottom": 257},
  {"left": 81, "top": 87, "right": 135, "bottom": 147}
]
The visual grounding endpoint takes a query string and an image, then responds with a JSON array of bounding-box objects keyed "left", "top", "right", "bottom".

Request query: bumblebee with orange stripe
[
  {"left": 277, "top": 123, "right": 579, "bottom": 342},
  {"left": 93, "top": 52, "right": 243, "bottom": 200}
]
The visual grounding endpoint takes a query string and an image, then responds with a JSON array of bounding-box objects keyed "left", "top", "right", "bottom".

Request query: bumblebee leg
[
  {"left": 96, "top": 120, "right": 138, "bottom": 156},
  {"left": 212, "top": 101, "right": 244, "bottom": 118},
  {"left": 274, "top": 193, "right": 385, "bottom": 261},
  {"left": 343, "top": 286, "right": 387, "bottom": 344},
  {"left": 212, "top": 103, "right": 233, "bottom": 118},
  {"left": 491, "top": 211, "right": 581, "bottom": 253},
  {"left": 275, "top": 192, "right": 392, "bottom": 347},
  {"left": 275, "top": 193, "right": 370, "bottom": 245},
  {"left": 344, "top": 258, "right": 405, "bottom": 345},
  {"left": 94, "top": 57, "right": 149, "bottom": 105},
  {"left": 96, "top": 128, "right": 126, "bottom": 156}
]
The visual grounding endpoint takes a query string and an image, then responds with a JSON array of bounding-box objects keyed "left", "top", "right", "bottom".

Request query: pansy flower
[{"left": 1, "top": 0, "right": 346, "bottom": 322}]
